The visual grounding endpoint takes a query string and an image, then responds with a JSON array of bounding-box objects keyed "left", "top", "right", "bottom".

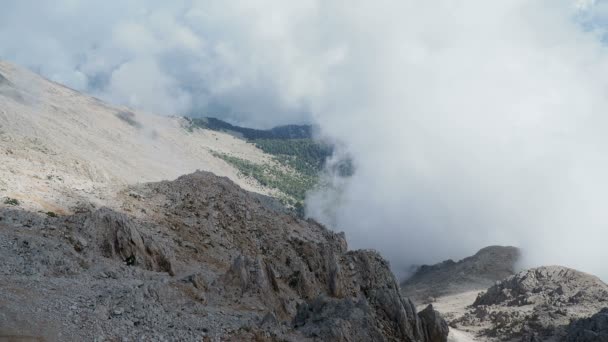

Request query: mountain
[
  {"left": 0, "top": 60, "right": 301, "bottom": 214},
  {"left": 186, "top": 117, "right": 315, "bottom": 140},
  {"left": 185, "top": 117, "right": 350, "bottom": 213},
  {"left": 401, "top": 246, "right": 520, "bottom": 303},
  {"left": 0, "top": 60, "right": 448, "bottom": 341}
]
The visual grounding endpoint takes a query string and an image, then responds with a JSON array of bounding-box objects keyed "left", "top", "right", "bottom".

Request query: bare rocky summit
[
  {"left": 400, "top": 247, "right": 608, "bottom": 342},
  {"left": 0, "top": 171, "right": 448, "bottom": 341},
  {"left": 453, "top": 266, "right": 608, "bottom": 341}
]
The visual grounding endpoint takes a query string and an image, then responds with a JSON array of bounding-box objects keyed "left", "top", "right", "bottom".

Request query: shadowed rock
[
  {"left": 565, "top": 308, "right": 608, "bottom": 342},
  {"left": 402, "top": 246, "right": 520, "bottom": 303},
  {"left": 419, "top": 305, "right": 449, "bottom": 342}
]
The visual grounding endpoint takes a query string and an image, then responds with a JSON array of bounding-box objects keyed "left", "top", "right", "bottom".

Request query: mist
[
  {"left": 307, "top": 1, "right": 608, "bottom": 278},
  {"left": 3, "top": 1, "right": 608, "bottom": 279}
]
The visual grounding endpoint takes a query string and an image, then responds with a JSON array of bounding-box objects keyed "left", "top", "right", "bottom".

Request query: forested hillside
[{"left": 185, "top": 117, "right": 350, "bottom": 214}]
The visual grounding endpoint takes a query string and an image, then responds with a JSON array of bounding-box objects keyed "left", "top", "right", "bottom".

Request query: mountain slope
[
  {"left": 401, "top": 246, "right": 520, "bottom": 304},
  {"left": 0, "top": 60, "right": 282, "bottom": 213},
  {"left": 186, "top": 117, "right": 314, "bottom": 140},
  {"left": 186, "top": 117, "right": 342, "bottom": 211}
]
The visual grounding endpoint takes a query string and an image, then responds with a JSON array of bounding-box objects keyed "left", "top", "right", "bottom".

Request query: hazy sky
[
  {"left": 4, "top": 1, "right": 608, "bottom": 279},
  {"left": 0, "top": 0, "right": 319, "bottom": 127}
]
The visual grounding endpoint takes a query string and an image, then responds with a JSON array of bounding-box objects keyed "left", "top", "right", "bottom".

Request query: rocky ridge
[
  {"left": 401, "top": 246, "right": 520, "bottom": 304},
  {"left": 0, "top": 171, "right": 448, "bottom": 341}
]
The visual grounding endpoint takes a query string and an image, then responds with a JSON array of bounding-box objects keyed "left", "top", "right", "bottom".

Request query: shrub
[{"left": 4, "top": 197, "right": 19, "bottom": 206}]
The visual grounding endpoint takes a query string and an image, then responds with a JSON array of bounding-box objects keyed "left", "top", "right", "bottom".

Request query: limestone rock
[{"left": 453, "top": 266, "right": 608, "bottom": 341}]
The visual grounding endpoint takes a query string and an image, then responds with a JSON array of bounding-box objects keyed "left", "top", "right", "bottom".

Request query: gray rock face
[
  {"left": 419, "top": 305, "right": 449, "bottom": 342},
  {"left": 294, "top": 250, "right": 448, "bottom": 341},
  {"left": 294, "top": 251, "right": 448, "bottom": 342},
  {"left": 565, "top": 308, "right": 608, "bottom": 342},
  {"left": 453, "top": 266, "right": 608, "bottom": 341},
  {"left": 0, "top": 171, "right": 447, "bottom": 341},
  {"left": 89, "top": 208, "right": 176, "bottom": 275}
]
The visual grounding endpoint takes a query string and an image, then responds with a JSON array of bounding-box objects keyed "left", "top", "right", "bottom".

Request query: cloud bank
[
  {"left": 4, "top": 1, "right": 608, "bottom": 278},
  {"left": 0, "top": 0, "right": 319, "bottom": 127}
]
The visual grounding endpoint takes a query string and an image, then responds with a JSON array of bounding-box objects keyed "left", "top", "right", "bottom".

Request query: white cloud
[{"left": 4, "top": 1, "right": 608, "bottom": 279}]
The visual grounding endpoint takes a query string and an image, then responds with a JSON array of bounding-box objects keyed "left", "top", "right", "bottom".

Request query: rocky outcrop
[
  {"left": 85, "top": 208, "right": 176, "bottom": 275},
  {"left": 452, "top": 266, "right": 608, "bottom": 341},
  {"left": 293, "top": 250, "right": 448, "bottom": 341},
  {"left": 565, "top": 308, "right": 608, "bottom": 342},
  {"left": 419, "top": 305, "right": 449, "bottom": 342},
  {"left": 0, "top": 171, "right": 447, "bottom": 341},
  {"left": 473, "top": 266, "right": 608, "bottom": 308}
]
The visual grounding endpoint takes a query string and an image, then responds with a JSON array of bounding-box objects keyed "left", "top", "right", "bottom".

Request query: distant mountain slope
[
  {"left": 0, "top": 60, "right": 281, "bottom": 213},
  {"left": 185, "top": 116, "right": 314, "bottom": 140},
  {"left": 185, "top": 116, "right": 349, "bottom": 213},
  {"left": 186, "top": 117, "right": 334, "bottom": 178},
  {"left": 401, "top": 246, "right": 520, "bottom": 303}
]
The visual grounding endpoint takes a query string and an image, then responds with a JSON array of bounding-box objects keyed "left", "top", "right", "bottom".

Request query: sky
[{"left": 3, "top": 0, "right": 608, "bottom": 279}]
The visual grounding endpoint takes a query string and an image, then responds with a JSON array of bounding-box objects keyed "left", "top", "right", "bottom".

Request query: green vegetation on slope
[
  {"left": 211, "top": 151, "right": 316, "bottom": 207},
  {"left": 186, "top": 117, "right": 313, "bottom": 140},
  {"left": 252, "top": 139, "right": 333, "bottom": 176},
  {"left": 187, "top": 116, "right": 353, "bottom": 214}
]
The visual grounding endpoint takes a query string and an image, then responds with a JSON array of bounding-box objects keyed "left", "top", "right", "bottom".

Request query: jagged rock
[
  {"left": 294, "top": 296, "right": 382, "bottom": 341},
  {"left": 419, "top": 305, "right": 449, "bottom": 342},
  {"left": 565, "top": 308, "right": 608, "bottom": 342},
  {"left": 473, "top": 266, "right": 608, "bottom": 307},
  {"left": 87, "top": 208, "right": 175, "bottom": 275},
  {"left": 265, "top": 262, "right": 280, "bottom": 292},
  {"left": 0, "top": 171, "right": 447, "bottom": 341},
  {"left": 293, "top": 250, "right": 449, "bottom": 341}
]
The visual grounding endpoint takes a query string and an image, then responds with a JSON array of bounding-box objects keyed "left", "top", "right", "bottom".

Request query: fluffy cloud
[{"left": 3, "top": 1, "right": 608, "bottom": 279}]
